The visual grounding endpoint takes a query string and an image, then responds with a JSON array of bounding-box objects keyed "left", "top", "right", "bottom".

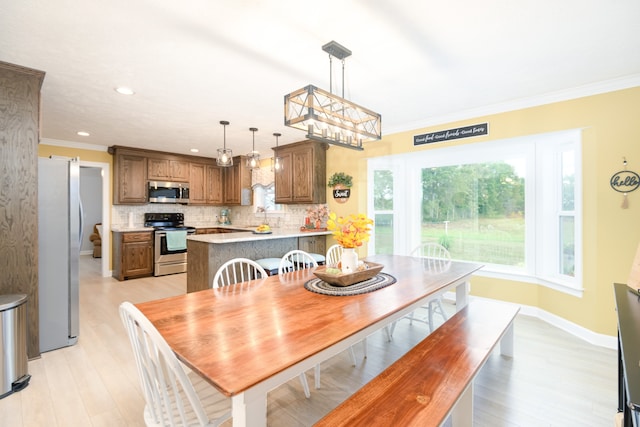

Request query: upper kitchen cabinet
[
  {"left": 206, "top": 164, "right": 224, "bottom": 204},
  {"left": 223, "top": 156, "right": 252, "bottom": 206},
  {"left": 189, "top": 161, "right": 223, "bottom": 205},
  {"left": 111, "top": 147, "right": 148, "bottom": 204},
  {"left": 148, "top": 157, "right": 189, "bottom": 182},
  {"left": 274, "top": 140, "right": 327, "bottom": 204}
]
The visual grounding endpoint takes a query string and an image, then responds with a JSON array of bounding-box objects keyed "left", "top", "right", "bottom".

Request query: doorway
[{"left": 79, "top": 160, "right": 110, "bottom": 277}]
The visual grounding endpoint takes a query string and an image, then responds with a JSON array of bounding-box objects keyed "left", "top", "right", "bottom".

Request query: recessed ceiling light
[
  {"left": 77, "top": 131, "right": 90, "bottom": 136},
  {"left": 190, "top": 148, "right": 199, "bottom": 153},
  {"left": 115, "top": 87, "right": 135, "bottom": 95}
]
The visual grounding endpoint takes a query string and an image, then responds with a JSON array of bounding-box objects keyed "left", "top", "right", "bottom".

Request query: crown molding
[
  {"left": 40, "top": 138, "right": 109, "bottom": 152},
  {"left": 386, "top": 74, "right": 640, "bottom": 135}
]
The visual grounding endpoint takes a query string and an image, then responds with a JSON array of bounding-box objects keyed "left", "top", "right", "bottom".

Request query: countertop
[
  {"left": 111, "top": 225, "right": 155, "bottom": 232},
  {"left": 188, "top": 227, "right": 331, "bottom": 244},
  {"left": 111, "top": 224, "right": 254, "bottom": 233}
]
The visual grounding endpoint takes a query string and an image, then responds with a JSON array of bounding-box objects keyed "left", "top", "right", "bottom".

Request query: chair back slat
[
  {"left": 212, "top": 258, "right": 268, "bottom": 288},
  {"left": 325, "top": 244, "right": 343, "bottom": 268},
  {"left": 410, "top": 243, "right": 452, "bottom": 274},
  {"left": 279, "top": 250, "right": 319, "bottom": 274}
]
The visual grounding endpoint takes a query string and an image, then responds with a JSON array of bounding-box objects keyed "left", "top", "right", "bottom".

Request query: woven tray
[{"left": 313, "top": 262, "right": 384, "bottom": 287}]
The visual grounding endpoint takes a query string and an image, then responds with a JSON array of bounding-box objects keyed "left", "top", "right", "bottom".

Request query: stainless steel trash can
[{"left": 0, "top": 294, "right": 30, "bottom": 399}]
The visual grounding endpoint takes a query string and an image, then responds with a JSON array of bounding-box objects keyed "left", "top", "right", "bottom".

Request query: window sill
[{"left": 475, "top": 268, "right": 583, "bottom": 298}]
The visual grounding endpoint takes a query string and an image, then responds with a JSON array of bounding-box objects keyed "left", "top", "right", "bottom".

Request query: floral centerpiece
[
  {"left": 304, "top": 204, "right": 329, "bottom": 229},
  {"left": 326, "top": 212, "right": 374, "bottom": 248},
  {"left": 326, "top": 212, "right": 374, "bottom": 273}
]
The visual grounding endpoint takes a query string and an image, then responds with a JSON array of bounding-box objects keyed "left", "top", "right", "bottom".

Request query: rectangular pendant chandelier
[
  {"left": 284, "top": 85, "right": 382, "bottom": 151},
  {"left": 284, "top": 41, "right": 381, "bottom": 151}
]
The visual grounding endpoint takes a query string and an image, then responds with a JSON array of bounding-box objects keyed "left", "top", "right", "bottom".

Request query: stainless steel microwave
[{"left": 148, "top": 181, "right": 189, "bottom": 204}]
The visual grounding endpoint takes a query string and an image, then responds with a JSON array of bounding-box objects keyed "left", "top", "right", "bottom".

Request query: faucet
[{"left": 257, "top": 206, "right": 268, "bottom": 225}]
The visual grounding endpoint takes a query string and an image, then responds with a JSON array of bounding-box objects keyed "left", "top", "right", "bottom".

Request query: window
[
  {"left": 368, "top": 130, "right": 582, "bottom": 294},
  {"left": 372, "top": 170, "right": 394, "bottom": 254}
]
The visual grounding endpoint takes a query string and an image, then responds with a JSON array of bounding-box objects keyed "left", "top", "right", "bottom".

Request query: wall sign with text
[
  {"left": 333, "top": 187, "right": 351, "bottom": 203},
  {"left": 611, "top": 158, "right": 639, "bottom": 209},
  {"left": 414, "top": 123, "right": 489, "bottom": 146}
]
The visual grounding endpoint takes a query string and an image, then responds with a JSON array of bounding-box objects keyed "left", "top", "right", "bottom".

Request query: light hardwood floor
[{"left": 0, "top": 255, "right": 618, "bottom": 426}]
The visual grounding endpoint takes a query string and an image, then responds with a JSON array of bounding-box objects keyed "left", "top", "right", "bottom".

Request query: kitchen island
[{"left": 187, "top": 228, "right": 331, "bottom": 292}]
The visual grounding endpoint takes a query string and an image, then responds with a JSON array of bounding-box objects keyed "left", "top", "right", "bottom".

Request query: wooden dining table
[{"left": 136, "top": 254, "right": 483, "bottom": 427}]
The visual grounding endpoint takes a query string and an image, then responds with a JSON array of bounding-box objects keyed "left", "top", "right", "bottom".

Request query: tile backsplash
[{"left": 111, "top": 203, "right": 325, "bottom": 229}]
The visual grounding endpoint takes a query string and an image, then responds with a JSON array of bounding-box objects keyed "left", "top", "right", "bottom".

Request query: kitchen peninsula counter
[{"left": 187, "top": 228, "right": 331, "bottom": 292}]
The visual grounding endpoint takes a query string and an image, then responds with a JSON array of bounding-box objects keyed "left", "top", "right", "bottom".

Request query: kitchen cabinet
[
  {"left": 189, "top": 162, "right": 223, "bottom": 205},
  {"left": 189, "top": 163, "right": 206, "bottom": 204},
  {"left": 298, "top": 235, "right": 326, "bottom": 257},
  {"left": 223, "top": 156, "right": 252, "bottom": 206},
  {"left": 274, "top": 140, "right": 327, "bottom": 204},
  {"left": 109, "top": 146, "right": 248, "bottom": 206},
  {"left": 206, "top": 164, "right": 224, "bottom": 204},
  {"left": 148, "top": 157, "right": 189, "bottom": 182},
  {"left": 112, "top": 231, "right": 154, "bottom": 280},
  {"left": 112, "top": 149, "right": 148, "bottom": 204}
]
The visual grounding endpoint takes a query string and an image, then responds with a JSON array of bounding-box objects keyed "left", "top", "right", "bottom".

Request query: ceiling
[{"left": 2, "top": 1, "right": 640, "bottom": 159}]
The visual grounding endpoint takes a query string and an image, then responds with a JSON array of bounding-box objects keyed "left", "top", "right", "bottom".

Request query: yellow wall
[
  {"left": 38, "top": 144, "right": 112, "bottom": 169},
  {"left": 325, "top": 87, "right": 640, "bottom": 337}
]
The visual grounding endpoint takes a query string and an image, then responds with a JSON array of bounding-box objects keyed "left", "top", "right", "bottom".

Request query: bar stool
[
  {"left": 255, "top": 257, "right": 292, "bottom": 276},
  {"left": 308, "top": 253, "right": 326, "bottom": 265}
]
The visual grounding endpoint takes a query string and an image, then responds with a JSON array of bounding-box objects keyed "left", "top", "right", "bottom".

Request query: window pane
[
  {"left": 420, "top": 162, "right": 525, "bottom": 267},
  {"left": 373, "top": 170, "right": 394, "bottom": 254},
  {"left": 374, "top": 213, "right": 394, "bottom": 254},
  {"left": 560, "top": 215, "right": 575, "bottom": 276},
  {"left": 561, "top": 150, "right": 575, "bottom": 211},
  {"left": 373, "top": 170, "right": 393, "bottom": 210}
]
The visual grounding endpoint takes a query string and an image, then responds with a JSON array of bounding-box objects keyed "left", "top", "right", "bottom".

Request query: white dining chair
[
  {"left": 213, "top": 257, "right": 312, "bottom": 398},
  {"left": 280, "top": 249, "right": 360, "bottom": 391},
  {"left": 119, "top": 301, "right": 231, "bottom": 427},
  {"left": 389, "top": 243, "right": 452, "bottom": 338},
  {"left": 212, "top": 258, "right": 267, "bottom": 288},
  {"left": 278, "top": 249, "right": 319, "bottom": 274},
  {"left": 325, "top": 244, "right": 343, "bottom": 268},
  {"left": 325, "top": 243, "right": 373, "bottom": 356}
]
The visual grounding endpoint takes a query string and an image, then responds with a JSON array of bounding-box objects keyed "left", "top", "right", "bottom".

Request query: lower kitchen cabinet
[
  {"left": 298, "top": 235, "right": 326, "bottom": 257},
  {"left": 113, "top": 231, "right": 154, "bottom": 280}
]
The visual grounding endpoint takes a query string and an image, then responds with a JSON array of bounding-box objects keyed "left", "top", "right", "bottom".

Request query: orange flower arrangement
[{"left": 326, "top": 212, "right": 374, "bottom": 248}]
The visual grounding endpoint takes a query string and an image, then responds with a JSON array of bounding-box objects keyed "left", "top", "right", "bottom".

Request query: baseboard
[{"left": 443, "top": 292, "right": 617, "bottom": 350}]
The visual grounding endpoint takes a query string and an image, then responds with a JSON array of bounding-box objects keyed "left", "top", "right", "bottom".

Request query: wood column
[{"left": 0, "top": 61, "right": 45, "bottom": 359}]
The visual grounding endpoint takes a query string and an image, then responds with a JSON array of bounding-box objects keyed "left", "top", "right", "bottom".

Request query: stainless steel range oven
[{"left": 144, "top": 213, "right": 196, "bottom": 276}]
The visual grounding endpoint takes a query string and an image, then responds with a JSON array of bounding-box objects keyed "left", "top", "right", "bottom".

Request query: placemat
[{"left": 304, "top": 273, "right": 397, "bottom": 296}]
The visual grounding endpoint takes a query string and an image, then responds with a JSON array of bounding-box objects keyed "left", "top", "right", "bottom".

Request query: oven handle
[{"left": 155, "top": 230, "right": 196, "bottom": 236}]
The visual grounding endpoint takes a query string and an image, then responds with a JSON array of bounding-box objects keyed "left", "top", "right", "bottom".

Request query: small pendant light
[
  {"left": 272, "top": 132, "right": 283, "bottom": 172},
  {"left": 217, "top": 120, "right": 233, "bottom": 167},
  {"left": 246, "top": 127, "right": 260, "bottom": 170}
]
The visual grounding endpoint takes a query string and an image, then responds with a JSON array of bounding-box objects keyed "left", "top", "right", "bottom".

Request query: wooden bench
[{"left": 314, "top": 299, "right": 520, "bottom": 427}]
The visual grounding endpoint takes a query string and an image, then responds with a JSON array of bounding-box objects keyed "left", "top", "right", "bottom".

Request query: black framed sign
[
  {"left": 333, "top": 187, "right": 350, "bottom": 203},
  {"left": 414, "top": 123, "right": 489, "bottom": 146},
  {"left": 610, "top": 170, "right": 640, "bottom": 193}
]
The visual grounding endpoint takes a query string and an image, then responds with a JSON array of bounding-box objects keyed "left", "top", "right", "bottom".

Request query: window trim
[{"left": 368, "top": 129, "right": 583, "bottom": 296}]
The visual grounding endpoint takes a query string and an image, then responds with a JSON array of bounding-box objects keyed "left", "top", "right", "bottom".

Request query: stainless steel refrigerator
[{"left": 38, "top": 156, "right": 82, "bottom": 352}]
